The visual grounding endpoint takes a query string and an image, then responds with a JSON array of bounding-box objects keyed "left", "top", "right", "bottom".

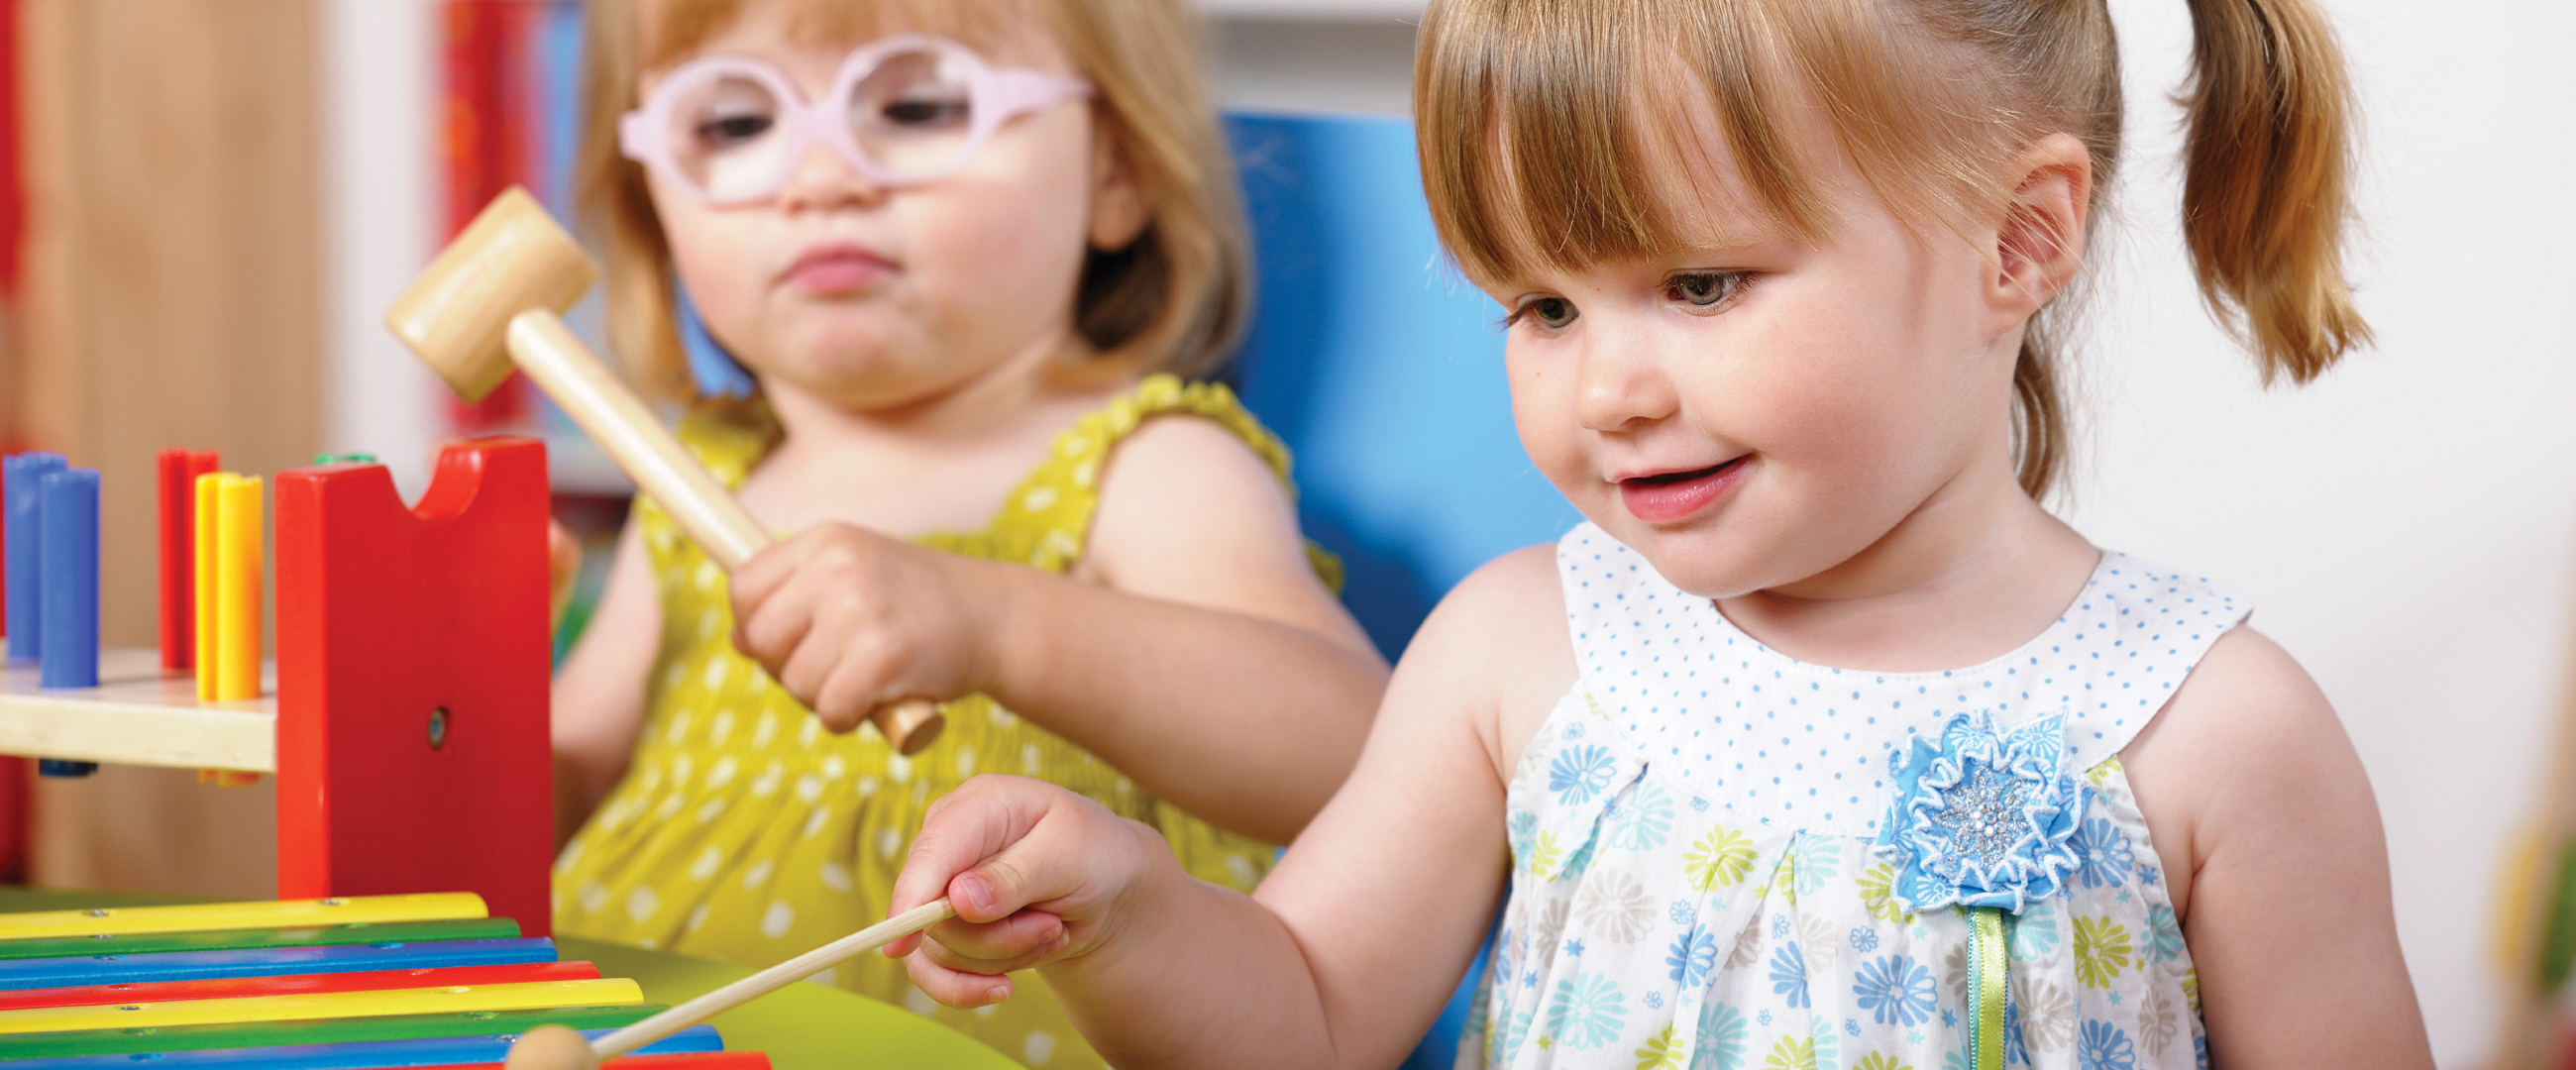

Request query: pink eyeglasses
[{"left": 620, "top": 35, "right": 1095, "bottom": 205}]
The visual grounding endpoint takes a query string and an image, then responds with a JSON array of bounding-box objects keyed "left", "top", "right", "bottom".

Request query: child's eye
[
  {"left": 696, "top": 112, "right": 776, "bottom": 148},
  {"left": 1507, "top": 295, "right": 1579, "bottom": 331},
  {"left": 879, "top": 96, "right": 970, "bottom": 129},
  {"left": 1664, "top": 270, "right": 1748, "bottom": 310}
]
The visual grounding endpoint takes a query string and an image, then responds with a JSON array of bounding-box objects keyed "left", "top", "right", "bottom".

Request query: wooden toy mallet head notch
[{"left": 383, "top": 186, "right": 946, "bottom": 756}]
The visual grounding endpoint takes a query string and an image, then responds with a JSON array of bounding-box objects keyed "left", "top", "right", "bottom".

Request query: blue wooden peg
[
  {"left": 37, "top": 469, "right": 99, "bottom": 691},
  {"left": 3, "top": 453, "right": 65, "bottom": 663}
]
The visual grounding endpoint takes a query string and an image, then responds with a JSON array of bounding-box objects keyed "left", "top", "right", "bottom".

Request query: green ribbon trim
[{"left": 1963, "top": 906, "right": 2007, "bottom": 1070}]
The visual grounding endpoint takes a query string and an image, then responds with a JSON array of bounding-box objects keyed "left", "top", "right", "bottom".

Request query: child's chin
[{"left": 1596, "top": 517, "right": 1763, "bottom": 600}]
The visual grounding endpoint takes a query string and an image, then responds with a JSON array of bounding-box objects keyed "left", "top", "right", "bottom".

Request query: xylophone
[{"left": 0, "top": 892, "right": 768, "bottom": 1068}]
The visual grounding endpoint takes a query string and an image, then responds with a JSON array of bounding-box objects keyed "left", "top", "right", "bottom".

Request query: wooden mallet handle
[
  {"left": 590, "top": 898, "right": 956, "bottom": 1060},
  {"left": 387, "top": 187, "right": 944, "bottom": 755}
]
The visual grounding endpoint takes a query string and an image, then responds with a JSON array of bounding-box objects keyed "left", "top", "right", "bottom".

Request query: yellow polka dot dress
[{"left": 554, "top": 375, "right": 1324, "bottom": 1068}]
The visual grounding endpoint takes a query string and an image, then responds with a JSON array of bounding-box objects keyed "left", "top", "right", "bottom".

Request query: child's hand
[
  {"left": 883, "top": 774, "right": 1169, "bottom": 1008},
  {"left": 728, "top": 523, "right": 993, "bottom": 734}
]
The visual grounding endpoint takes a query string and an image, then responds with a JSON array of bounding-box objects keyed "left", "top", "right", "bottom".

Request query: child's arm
[
  {"left": 549, "top": 514, "right": 662, "bottom": 843},
  {"left": 732, "top": 416, "right": 1389, "bottom": 844},
  {"left": 882, "top": 547, "right": 1568, "bottom": 1068},
  {"left": 2122, "top": 627, "right": 2433, "bottom": 1068}
]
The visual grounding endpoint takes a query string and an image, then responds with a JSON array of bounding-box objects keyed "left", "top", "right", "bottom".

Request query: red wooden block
[
  {"left": 274, "top": 438, "right": 554, "bottom": 936},
  {"left": 157, "top": 447, "right": 218, "bottom": 671},
  {"left": 0, "top": 960, "right": 598, "bottom": 1012},
  {"left": 412, "top": 1055, "right": 773, "bottom": 1070}
]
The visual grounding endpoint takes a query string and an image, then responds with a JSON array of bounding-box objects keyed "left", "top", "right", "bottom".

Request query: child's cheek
[{"left": 1506, "top": 343, "right": 1604, "bottom": 512}]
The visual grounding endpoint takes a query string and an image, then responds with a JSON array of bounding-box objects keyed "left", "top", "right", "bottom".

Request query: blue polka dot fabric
[
  {"left": 1558, "top": 525, "right": 2245, "bottom": 840},
  {"left": 1455, "top": 523, "right": 2234, "bottom": 1070}
]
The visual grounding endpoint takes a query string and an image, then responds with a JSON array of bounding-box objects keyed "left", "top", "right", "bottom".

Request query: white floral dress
[{"left": 1459, "top": 524, "right": 2235, "bottom": 1070}]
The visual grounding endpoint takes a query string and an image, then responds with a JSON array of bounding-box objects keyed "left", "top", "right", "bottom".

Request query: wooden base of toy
[{"left": 0, "top": 649, "right": 273, "bottom": 772}]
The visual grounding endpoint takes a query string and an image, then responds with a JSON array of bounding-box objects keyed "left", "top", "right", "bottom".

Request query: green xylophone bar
[
  {"left": 0, "top": 1002, "right": 665, "bottom": 1059},
  {"left": 0, "top": 918, "right": 519, "bottom": 961}
]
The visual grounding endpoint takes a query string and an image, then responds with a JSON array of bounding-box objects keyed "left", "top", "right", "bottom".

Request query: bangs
[
  {"left": 634, "top": 0, "right": 1046, "bottom": 71},
  {"left": 1417, "top": 0, "right": 2002, "bottom": 287}
]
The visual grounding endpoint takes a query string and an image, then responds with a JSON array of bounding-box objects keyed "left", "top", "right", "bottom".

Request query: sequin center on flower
[{"left": 1872, "top": 710, "right": 2086, "bottom": 913}]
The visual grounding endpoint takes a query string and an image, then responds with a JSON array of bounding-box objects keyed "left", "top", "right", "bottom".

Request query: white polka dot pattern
[{"left": 1557, "top": 523, "right": 2247, "bottom": 839}]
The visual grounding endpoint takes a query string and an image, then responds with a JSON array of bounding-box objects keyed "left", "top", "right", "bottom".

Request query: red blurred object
[
  {"left": 157, "top": 448, "right": 218, "bottom": 671},
  {"left": 440, "top": 0, "right": 534, "bottom": 432}
]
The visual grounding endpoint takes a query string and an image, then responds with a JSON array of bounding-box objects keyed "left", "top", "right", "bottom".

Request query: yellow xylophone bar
[
  {"left": 0, "top": 978, "right": 643, "bottom": 1034},
  {"left": 0, "top": 893, "right": 487, "bottom": 939}
]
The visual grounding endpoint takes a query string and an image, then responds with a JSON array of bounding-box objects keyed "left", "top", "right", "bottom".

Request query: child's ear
[
  {"left": 1987, "top": 133, "right": 2093, "bottom": 319},
  {"left": 1087, "top": 120, "right": 1149, "bottom": 252}
]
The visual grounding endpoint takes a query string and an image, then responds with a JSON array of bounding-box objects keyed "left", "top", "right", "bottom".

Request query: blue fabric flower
[
  {"left": 1768, "top": 941, "right": 1809, "bottom": 1008},
  {"left": 1550, "top": 744, "right": 1616, "bottom": 804},
  {"left": 1872, "top": 710, "right": 2086, "bottom": 912}
]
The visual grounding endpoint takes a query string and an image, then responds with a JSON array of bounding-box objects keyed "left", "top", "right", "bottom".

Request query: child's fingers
[
  {"left": 889, "top": 777, "right": 1053, "bottom": 921},
  {"left": 810, "top": 643, "right": 903, "bottom": 733},
  {"left": 916, "top": 910, "right": 1067, "bottom": 975},
  {"left": 902, "top": 947, "right": 1018, "bottom": 1010},
  {"left": 727, "top": 524, "right": 827, "bottom": 608}
]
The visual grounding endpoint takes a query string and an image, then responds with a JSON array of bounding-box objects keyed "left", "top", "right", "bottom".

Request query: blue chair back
[
  {"left": 1224, "top": 111, "right": 1569, "bottom": 1070},
  {"left": 1225, "top": 112, "right": 1579, "bottom": 662}
]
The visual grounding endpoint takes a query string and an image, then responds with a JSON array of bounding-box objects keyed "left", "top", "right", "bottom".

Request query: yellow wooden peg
[
  {"left": 214, "top": 476, "right": 262, "bottom": 701},
  {"left": 192, "top": 473, "right": 222, "bottom": 701},
  {"left": 0, "top": 978, "right": 643, "bottom": 1034}
]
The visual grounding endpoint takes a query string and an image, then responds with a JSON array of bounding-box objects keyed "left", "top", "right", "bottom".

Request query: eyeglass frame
[{"left": 618, "top": 34, "right": 1096, "bottom": 205}]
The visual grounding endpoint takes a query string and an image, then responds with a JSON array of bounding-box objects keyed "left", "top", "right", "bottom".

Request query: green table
[{"left": 0, "top": 889, "right": 1016, "bottom": 1070}]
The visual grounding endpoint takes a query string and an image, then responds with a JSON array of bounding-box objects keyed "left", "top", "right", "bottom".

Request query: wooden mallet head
[
  {"left": 381, "top": 186, "right": 947, "bottom": 757},
  {"left": 385, "top": 186, "right": 598, "bottom": 404}
]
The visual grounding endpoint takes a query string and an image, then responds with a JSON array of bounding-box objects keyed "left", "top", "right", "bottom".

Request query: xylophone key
[
  {"left": 0, "top": 917, "right": 521, "bottom": 961},
  {"left": 420, "top": 1056, "right": 772, "bottom": 1070},
  {"left": 0, "top": 1002, "right": 664, "bottom": 1059},
  {"left": 0, "top": 1022, "right": 726, "bottom": 1069},
  {"left": 0, "top": 936, "right": 560, "bottom": 990},
  {"left": 0, "top": 894, "right": 488, "bottom": 939},
  {"left": 0, "top": 978, "right": 645, "bottom": 1033},
  {"left": 0, "top": 960, "right": 600, "bottom": 1011}
]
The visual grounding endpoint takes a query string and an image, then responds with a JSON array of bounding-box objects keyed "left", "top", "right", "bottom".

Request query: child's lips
[
  {"left": 782, "top": 245, "right": 895, "bottom": 294},
  {"left": 1618, "top": 458, "right": 1747, "bottom": 523}
]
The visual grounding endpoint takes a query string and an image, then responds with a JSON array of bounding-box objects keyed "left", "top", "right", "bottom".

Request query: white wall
[
  {"left": 318, "top": 0, "right": 442, "bottom": 499},
  {"left": 319, "top": 2, "right": 2572, "bottom": 1062},
  {"left": 2076, "top": 2, "right": 2576, "bottom": 1063}
]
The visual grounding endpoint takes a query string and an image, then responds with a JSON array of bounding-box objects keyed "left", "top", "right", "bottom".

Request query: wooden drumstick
[
  {"left": 500, "top": 899, "right": 958, "bottom": 1070},
  {"left": 385, "top": 186, "right": 945, "bottom": 755}
]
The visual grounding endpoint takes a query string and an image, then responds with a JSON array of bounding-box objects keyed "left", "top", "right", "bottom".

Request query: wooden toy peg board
[{"left": 275, "top": 437, "right": 554, "bottom": 935}]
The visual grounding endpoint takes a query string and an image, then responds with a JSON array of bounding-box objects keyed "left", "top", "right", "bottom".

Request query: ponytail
[{"left": 2179, "top": 0, "right": 2370, "bottom": 383}]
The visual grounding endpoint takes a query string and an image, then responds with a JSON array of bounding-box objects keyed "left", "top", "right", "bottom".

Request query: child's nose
[
  {"left": 1574, "top": 329, "right": 1680, "bottom": 432},
  {"left": 777, "top": 138, "right": 885, "bottom": 211}
]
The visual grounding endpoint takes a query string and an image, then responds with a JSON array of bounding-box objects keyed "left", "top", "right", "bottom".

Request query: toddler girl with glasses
[
  {"left": 880, "top": 0, "right": 2435, "bottom": 1066},
  {"left": 547, "top": 2, "right": 1388, "bottom": 1066}
]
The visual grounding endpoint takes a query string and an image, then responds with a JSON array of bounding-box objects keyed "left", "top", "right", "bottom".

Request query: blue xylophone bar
[
  {"left": 0, "top": 937, "right": 559, "bottom": 990},
  {"left": 0, "top": 1023, "right": 726, "bottom": 1069}
]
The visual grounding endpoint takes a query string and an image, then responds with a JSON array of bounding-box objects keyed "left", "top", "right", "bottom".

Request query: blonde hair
[
  {"left": 580, "top": 0, "right": 1250, "bottom": 405},
  {"left": 1416, "top": 0, "right": 2368, "bottom": 499}
]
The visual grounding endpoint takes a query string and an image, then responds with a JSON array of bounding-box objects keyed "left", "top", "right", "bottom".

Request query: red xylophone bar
[{"left": 412, "top": 1054, "right": 772, "bottom": 1070}]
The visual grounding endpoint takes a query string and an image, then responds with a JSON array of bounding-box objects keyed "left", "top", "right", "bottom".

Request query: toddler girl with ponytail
[{"left": 877, "top": 0, "right": 2434, "bottom": 1065}]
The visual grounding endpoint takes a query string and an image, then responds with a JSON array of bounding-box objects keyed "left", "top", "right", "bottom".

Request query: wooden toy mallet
[
  {"left": 502, "top": 898, "right": 957, "bottom": 1069},
  {"left": 386, "top": 186, "right": 944, "bottom": 755}
]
